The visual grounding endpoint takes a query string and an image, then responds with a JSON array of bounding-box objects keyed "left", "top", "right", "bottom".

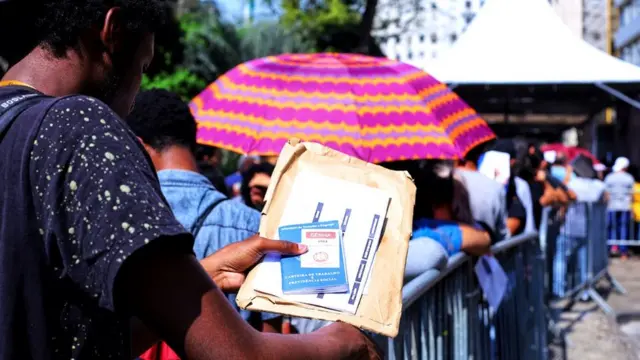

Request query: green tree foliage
[
  {"left": 141, "top": 2, "right": 312, "bottom": 101},
  {"left": 239, "top": 22, "right": 314, "bottom": 59},
  {"left": 264, "top": 0, "right": 382, "bottom": 54},
  {"left": 141, "top": 69, "right": 206, "bottom": 102}
]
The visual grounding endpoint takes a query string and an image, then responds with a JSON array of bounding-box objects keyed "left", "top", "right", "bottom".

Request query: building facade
[
  {"left": 614, "top": 0, "right": 640, "bottom": 65},
  {"left": 373, "top": 0, "right": 485, "bottom": 63},
  {"left": 374, "top": 0, "right": 609, "bottom": 63}
]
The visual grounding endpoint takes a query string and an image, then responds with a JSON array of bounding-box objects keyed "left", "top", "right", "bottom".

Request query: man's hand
[
  {"left": 313, "top": 323, "right": 383, "bottom": 360},
  {"left": 200, "top": 235, "right": 307, "bottom": 292}
]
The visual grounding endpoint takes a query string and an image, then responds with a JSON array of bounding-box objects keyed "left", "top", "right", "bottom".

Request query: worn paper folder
[{"left": 236, "top": 139, "right": 416, "bottom": 337}]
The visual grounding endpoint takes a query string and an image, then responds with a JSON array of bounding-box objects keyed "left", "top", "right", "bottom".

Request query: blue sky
[{"left": 217, "top": 0, "right": 278, "bottom": 23}]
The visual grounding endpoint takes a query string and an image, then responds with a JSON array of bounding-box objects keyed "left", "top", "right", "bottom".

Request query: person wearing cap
[
  {"left": 555, "top": 155, "right": 607, "bottom": 297},
  {"left": 605, "top": 156, "right": 635, "bottom": 257}
]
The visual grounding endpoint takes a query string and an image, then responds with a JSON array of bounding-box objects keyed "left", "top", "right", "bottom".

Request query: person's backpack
[{"left": 0, "top": 90, "right": 51, "bottom": 138}]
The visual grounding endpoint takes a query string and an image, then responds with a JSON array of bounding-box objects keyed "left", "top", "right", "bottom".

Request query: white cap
[
  {"left": 543, "top": 150, "right": 557, "bottom": 164},
  {"left": 593, "top": 163, "right": 606, "bottom": 172},
  {"left": 613, "top": 157, "right": 630, "bottom": 172}
]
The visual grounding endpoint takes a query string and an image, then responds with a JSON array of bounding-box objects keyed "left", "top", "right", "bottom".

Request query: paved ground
[{"left": 551, "top": 258, "right": 640, "bottom": 360}]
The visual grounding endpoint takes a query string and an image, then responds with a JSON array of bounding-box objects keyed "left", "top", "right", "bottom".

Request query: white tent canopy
[{"left": 418, "top": 0, "right": 640, "bottom": 85}]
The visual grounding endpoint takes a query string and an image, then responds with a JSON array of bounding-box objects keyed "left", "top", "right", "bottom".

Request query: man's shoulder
[
  {"left": 207, "top": 194, "right": 261, "bottom": 231},
  {"left": 46, "top": 94, "right": 113, "bottom": 118},
  {"left": 514, "top": 176, "right": 532, "bottom": 195},
  {"left": 514, "top": 176, "right": 529, "bottom": 188},
  {"left": 39, "top": 94, "right": 131, "bottom": 140},
  {"left": 465, "top": 169, "right": 503, "bottom": 191},
  {"left": 606, "top": 171, "right": 635, "bottom": 183}
]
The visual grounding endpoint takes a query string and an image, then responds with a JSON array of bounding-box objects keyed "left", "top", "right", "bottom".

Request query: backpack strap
[
  {"left": 191, "top": 197, "right": 230, "bottom": 240},
  {"left": 0, "top": 91, "right": 49, "bottom": 138}
]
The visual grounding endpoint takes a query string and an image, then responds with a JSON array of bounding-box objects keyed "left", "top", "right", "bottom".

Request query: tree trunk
[{"left": 358, "top": 0, "right": 379, "bottom": 52}]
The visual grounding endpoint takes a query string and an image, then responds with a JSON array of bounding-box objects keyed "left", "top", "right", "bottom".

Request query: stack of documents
[
  {"left": 279, "top": 221, "right": 349, "bottom": 294},
  {"left": 254, "top": 169, "right": 391, "bottom": 314}
]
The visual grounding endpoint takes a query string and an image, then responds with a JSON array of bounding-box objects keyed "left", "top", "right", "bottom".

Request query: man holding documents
[{"left": 0, "top": 2, "right": 380, "bottom": 357}]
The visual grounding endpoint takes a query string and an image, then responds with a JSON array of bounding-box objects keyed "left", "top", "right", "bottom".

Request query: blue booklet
[{"left": 279, "top": 220, "right": 349, "bottom": 294}]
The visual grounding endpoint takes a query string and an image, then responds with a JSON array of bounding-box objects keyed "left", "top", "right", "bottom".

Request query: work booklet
[
  {"left": 279, "top": 221, "right": 349, "bottom": 294},
  {"left": 254, "top": 170, "right": 391, "bottom": 314}
]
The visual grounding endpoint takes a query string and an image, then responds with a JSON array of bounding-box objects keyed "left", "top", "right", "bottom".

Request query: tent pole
[
  {"left": 594, "top": 83, "right": 640, "bottom": 110},
  {"left": 504, "top": 88, "right": 511, "bottom": 124},
  {"left": 590, "top": 112, "right": 599, "bottom": 158}
]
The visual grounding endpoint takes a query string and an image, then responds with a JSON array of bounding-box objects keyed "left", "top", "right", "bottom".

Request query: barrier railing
[
  {"left": 604, "top": 188, "right": 640, "bottom": 246},
  {"left": 543, "top": 201, "right": 626, "bottom": 315},
  {"left": 383, "top": 232, "right": 547, "bottom": 360}
]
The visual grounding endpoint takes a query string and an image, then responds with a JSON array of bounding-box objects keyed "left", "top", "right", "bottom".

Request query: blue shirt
[
  {"left": 157, "top": 169, "right": 276, "bottom": 321},
  {"left": 225, "top": 171, "right": 242, "bottom": 190},
  {"left": 550, "top": 165, "right": 576, "bottom": 184},
  {"left": 413, "top": 219, "right": 464, "bottom": 255},
  {"left": 515, "top": 177, "right": 536, "bottom": 234},
  {"left": 0, "top": 86, "right": 191, "bottom": 359}
]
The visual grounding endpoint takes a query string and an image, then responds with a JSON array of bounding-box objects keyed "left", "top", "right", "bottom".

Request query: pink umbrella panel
[{"left": 190, "top": 53, "right": 495, "bottom": 163}]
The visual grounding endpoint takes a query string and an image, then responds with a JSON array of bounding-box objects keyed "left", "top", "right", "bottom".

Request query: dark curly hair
[
  {"left": 241, "top": 162, "right": 275, "bottom": 207},
  {"left": 0, "top": 0, "right": 165, "bottom": 60},
  {"left": 125, "top": 89, "right": 197, "bottom": 151}
]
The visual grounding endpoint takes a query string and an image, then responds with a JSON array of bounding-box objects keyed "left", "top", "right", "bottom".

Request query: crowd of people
[{"left": 0, "top": 1, "right": 636, "bottom": 359}]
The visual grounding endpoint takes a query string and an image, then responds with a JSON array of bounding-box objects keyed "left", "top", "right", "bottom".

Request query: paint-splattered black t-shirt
[{"left": 0, "top": 86, "right": 192, "bottom": 359}]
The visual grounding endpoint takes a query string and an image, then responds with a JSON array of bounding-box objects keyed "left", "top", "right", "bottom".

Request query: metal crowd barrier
[
  {"left": 543, "top": 201, "right": 626, "bottom": 315},
  {"left": 606, "top": 205, "right": 640, "bottom": 247},
  {"left": 382, "top": 232, "right": 547, "bottom": 360}
]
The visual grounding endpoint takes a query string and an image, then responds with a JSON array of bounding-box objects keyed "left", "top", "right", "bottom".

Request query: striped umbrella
[{"left": 190, "top": 53, "right": 494, "bottom": 162}]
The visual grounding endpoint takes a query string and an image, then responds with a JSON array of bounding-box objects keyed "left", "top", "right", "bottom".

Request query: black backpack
[{"left": 0, "top": 89, "right": 51, "bottom": 138}]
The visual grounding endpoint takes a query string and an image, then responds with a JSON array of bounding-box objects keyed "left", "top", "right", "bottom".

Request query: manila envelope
[{"left": 236, "top": 139, "right": 416, "bottom": 337}]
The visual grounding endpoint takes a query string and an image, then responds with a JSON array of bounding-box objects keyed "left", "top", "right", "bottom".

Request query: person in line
[
  {"left": 492, "top": 139, "right": 534, "bottom": 235},
  {"left": 411, "top": 160, "right": 492, "bottom": 257},
  {"left": 126, "top": 89, "right": 282, "bottom": 334},
  {"left": 630, "top": 165, "right": 640, "bottom": 241},
  {"left": 542, "top": 150, "right": 576, "bottom": 205},
  {"left": 518, "top": 146, "right": 570, "bottom": 229},
  {"left": 455, "top": 142, "right": 510, "bottom": 243},
  {"left": 553, "top": 157, "right": 607, "bottom": 297},
  {"left": 605, "top": 156, "right": 635, "bottom": 258},
  {"left": 225, "top": 154, "right": 260, "bottom": 198},
  {"left": 241, "top": 162, "right": 275, "bottom": 211},
  {"left": 0, "top": 1, "right": 379, "bottom": 359},
  {"left": 548, "top": 151, "right": 576, "bottom": 185},
  {"left": 594, "top": 163, "right": 607, "bottom": 181},
  {"left": 195, "top": 144, "right": 229, "bottom": 197}
]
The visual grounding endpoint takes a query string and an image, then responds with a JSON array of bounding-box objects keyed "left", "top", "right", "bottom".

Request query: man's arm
[
  {"left": 459, "top": 225, "right": 491, "bottom": 256},
  {"left": 494, "top": 188, "right": 509, "bottom": 243},
  {"left": 117, "top": 239, "right": 374, "bottom": 360}
]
